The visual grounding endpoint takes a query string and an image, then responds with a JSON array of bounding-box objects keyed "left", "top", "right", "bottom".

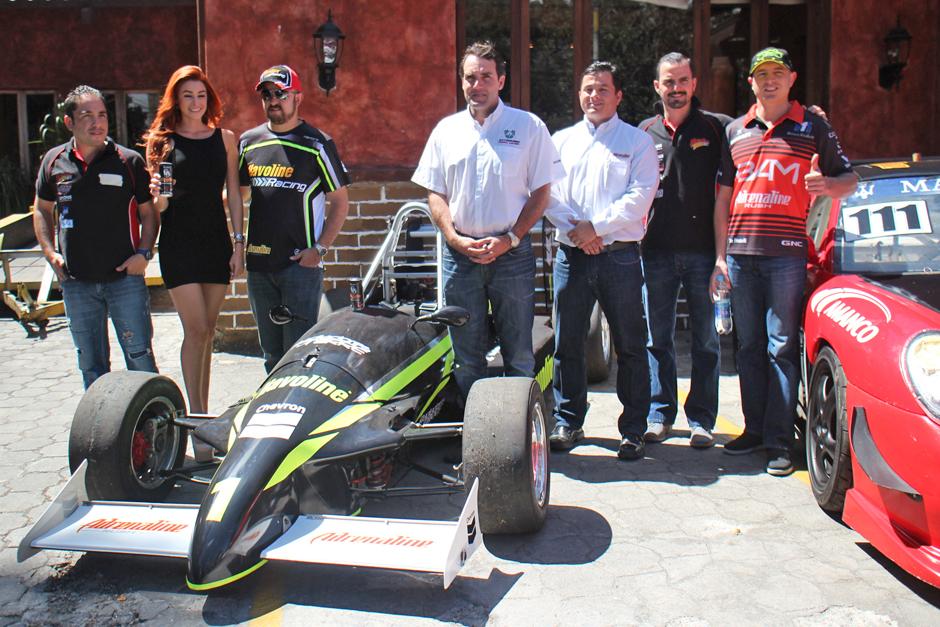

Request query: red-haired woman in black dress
[{"left": 144, "top": 66, "right": 244, "bottom": 459}]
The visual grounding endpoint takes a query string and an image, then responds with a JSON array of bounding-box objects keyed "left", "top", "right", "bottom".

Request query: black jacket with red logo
[
  {"left": 36, "top": 139, "right": 150, "bottom": 282},
  {"left": 640, "top": 99, "right": 735, "bottom": 254}
]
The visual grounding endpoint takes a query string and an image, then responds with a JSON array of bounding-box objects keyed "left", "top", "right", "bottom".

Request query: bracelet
[{"left": 233, "top": 233, "right": 245, "bottom": 244}]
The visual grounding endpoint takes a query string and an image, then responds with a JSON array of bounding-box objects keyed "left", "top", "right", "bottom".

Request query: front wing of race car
[{"left": 19, "top": 461, "right": 483, "bottom": 590}]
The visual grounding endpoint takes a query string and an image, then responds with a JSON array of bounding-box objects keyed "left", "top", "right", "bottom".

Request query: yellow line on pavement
[
  {"left": 248, "top": 607, "right": 283, "bottom": 627},
  {"left": 714, "top": 414, "right": 742, "bottom": 437},
  {"left": 679, "top": 389, "right": 809, "bottom": 484}
]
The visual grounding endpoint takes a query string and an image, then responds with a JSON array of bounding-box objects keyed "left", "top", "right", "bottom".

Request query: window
[
  {"left": 837, "top": 179, "right": 940, "bottom": 275},
  {"left": 460, "top": 0, "right": 693, "bottom": 130},
  {"left": 26, "top": 94, "right": 56, "bottom": 172},
  {"left": 458, "top": 1, "right": 823, "bottom": 125},
  {"left": 0, "top": 91, "right": 54, "bottom": 216},
  {"left": 0, "top": 90, "right": 160, "bottom": 177},
  {"left": 592, "top": 0, "right": 692, "bottom": 125},
  {"left": 126, "top": 92, "right": 161, "bottom": 148}
]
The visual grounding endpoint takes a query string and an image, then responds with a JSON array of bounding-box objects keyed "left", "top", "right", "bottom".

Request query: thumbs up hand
[{"left": 804, "top": 153, "right": 828, "bottom": 195}]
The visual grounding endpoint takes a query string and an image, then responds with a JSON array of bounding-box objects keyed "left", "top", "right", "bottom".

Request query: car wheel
[
  {"left": 462, "top": 377, "right": 550, "bottom": 534},
  {"left": 805, "top": 347, "right": 853, "bottom": 512},
  {"left": 586, "top": 303, "right": 613, "bottom": 383},
  {"left": 69, "top": 371, "right": 187, "bottom": 501}
]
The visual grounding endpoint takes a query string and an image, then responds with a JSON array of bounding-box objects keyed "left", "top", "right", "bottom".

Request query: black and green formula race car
[{"left": 18, "top": 202, "right": 596, "bottom": 591}]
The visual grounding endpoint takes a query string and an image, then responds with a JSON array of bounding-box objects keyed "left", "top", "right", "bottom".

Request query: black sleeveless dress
[{"left": 158, "top": 129, "right": 233, "bottom": 288}]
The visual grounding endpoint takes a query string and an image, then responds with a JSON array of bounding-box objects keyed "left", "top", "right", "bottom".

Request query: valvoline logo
[{"left": 809, "top": 287, "right": 892, "bottom": 344}]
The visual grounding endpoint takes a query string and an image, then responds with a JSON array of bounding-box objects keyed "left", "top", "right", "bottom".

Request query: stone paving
[{"left": 0, "top": 310, "right": 938, "bottom": 626}]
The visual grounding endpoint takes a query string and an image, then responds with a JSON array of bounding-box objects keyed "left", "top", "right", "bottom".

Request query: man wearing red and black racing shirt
[{"left": 713, "top": 47, "right": 857, "bottom": 476}]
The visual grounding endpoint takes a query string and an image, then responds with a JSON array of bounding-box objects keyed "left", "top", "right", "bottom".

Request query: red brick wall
[
  {"left": 0, "top": 6, "right": 197, "bottom": 93},
  {"left": 202, "top": 0, "right": 456, "bottom": 343},
  {"left": 829, "top": 0, "right": 940, "bottom": 158},
  {"left": 202, "top": 0, "right": 457, "bottom": 171}
]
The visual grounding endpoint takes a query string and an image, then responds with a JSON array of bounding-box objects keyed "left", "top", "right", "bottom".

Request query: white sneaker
[
  {"left": 643, "top": 423, "right": 672, "bottom": 442},
  {"left": 689, "top": 426, "right": 715, "bottom": 449}
]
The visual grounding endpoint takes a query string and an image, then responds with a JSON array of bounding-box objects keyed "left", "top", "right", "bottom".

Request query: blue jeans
[
  {"left": 727, "top": 254, "right": 807, "bottom": 451},
  {"left": 60, "top": 274, "right": 157, "bottom": 389},
  {"left": 553, "top": 243, "right": 649, "bottom": 438},
  {"left": 247, "top": 264, "right": 323, "bottom": 373},
  {"left": 442, "top": 237, "right": 535, "bottom": 397},
  {"left": 642, "top": 249, "right": 719, "bottom": 430}
]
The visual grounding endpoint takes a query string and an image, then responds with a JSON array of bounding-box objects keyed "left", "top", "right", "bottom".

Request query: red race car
[{"left": 802, "top": 157, "right": 940, "bottom": 589}]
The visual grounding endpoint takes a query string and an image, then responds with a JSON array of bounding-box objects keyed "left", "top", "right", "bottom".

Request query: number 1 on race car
[{"left": 843, "top": 200, "right": 932, "bottom": 240}]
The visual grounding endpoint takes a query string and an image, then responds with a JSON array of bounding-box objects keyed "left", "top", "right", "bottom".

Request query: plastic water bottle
[{"left": 714, "top": 275, "right": 733, "bottom": 335}]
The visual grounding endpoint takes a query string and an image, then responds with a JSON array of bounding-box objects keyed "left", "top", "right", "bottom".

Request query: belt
[{"left": 561, "top": 241, "right": 638, "bottom": 253}]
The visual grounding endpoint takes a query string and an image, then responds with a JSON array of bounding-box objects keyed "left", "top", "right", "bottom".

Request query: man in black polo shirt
[
  {"left": 639, "top": 53, "right": 734, "bottom": 449},
  {"left": 34, "top": 85, "right": 159, "bottom": 389}
]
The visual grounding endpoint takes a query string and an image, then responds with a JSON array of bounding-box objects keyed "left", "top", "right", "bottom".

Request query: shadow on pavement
[
  {"left": 550, "top": 435, "right": 766, "bottom": 486},
  {"left": 856, "top": 543, "right": 940, "bottom": 607},
  {"left": 200, "top": 563, "right": 523, "bottom": 626},
  {"left": 485, "top": 504, "right": 612, "bottom": 565}
]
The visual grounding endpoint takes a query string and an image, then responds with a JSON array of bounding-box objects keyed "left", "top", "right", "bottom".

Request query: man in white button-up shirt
[
  {"left": 412, "top": 41, "right": 563, "bottom": 398},
  {"left": 545, "top": 61, "right": 659, "bottom": 460}
]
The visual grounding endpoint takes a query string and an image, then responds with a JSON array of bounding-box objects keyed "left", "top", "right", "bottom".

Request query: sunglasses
[{"left": 260, "top": 88, "right": 290, "bottom": 101}]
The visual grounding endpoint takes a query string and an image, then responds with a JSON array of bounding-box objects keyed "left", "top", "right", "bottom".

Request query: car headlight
[{"left": 904, "top": 331, "right": 940, "bottom": 420}]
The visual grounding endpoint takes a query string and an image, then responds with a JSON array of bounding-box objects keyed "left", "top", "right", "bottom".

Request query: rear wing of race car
[{"left": 19, "top": 461, "right": 483, "bottom": 589}]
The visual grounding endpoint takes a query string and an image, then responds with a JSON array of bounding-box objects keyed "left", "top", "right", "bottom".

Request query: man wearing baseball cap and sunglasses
[
  {"left": 239, "top": 65, "right": 350, "bottom": 372},
  {"left": 714, "top": 47, "right": 857, "bottom": 475}
]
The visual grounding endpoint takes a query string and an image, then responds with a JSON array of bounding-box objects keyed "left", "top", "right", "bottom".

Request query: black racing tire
[
  {"left": 805, "top": 347, "right": 853, "bottom": 512},
  {"left": 462, "top": 377, "right": 550, "bottom": 534},
  {"left": 586, "top": 303, "right": 613, "bottom": 383},
  {"left": 68, "top": 371, "right": 187, "bottom": 501}
]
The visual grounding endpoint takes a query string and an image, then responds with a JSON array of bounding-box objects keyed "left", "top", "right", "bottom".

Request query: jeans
[
  {"left": 442, "top": 237, "right": 535, "bottom": 397},
  {"left": 642, "top": 249, "right": 720, "bottom": 430},
  {"left": 553, "top": 243, "right": 649, "bottom": 438},
  {"left": 727, "top": 254, "right": 807, "bottom": 452},
  {"left": 60, "top": 274, "right": 157, "bottom": 389},
  {"left": 247, "top": 263, "right": 323, "bottom": 373}
]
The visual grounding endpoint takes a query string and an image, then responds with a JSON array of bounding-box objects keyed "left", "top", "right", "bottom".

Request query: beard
[
  {"left": 266, "top": 105, "right": 289, "bottom": 124},
  {"left": 665, "top": 92, "right": 689, "bottom": 109}
]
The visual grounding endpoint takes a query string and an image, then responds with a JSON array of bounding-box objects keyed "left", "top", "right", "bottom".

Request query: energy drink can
[
  {"left": 349, "top": 277, "right": 364, "bottom": 311},
  {"left": 159, "top": 162, "right": 174, "bottom": 197}
]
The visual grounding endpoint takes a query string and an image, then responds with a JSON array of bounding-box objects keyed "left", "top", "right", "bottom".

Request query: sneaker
[
  {"left": 549, "top": 424, "right": 584, "bottom": 451},
  {"left": 689, "top": 426, "right": 715, "bottom": 449},
  {"left": 617, "top": 434, "right": 645, "bottom": 460},
  {"left": 723, "top": 431, "right": 763, "bottom": 455},
  {"left": 643, "top": 422, "right": 672, "bottom": 443},
  {"left": 766, "top": 449, "right": 794, "bottom": 476}
]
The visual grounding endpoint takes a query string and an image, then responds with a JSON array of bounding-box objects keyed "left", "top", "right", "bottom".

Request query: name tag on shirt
[
  {"left": 99, "top": 173, "right": 123, "bottom": 187},
  {"left": 60, "top": 219, "right": 74, "bottom": 229}
]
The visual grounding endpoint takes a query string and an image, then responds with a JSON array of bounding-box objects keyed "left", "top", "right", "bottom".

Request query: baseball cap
[
  {"left": 255, "top": 65, "right": 302, "bottom": 92},
  {"left": 748, "top": 47, "right": 794, "bottom": 75}
]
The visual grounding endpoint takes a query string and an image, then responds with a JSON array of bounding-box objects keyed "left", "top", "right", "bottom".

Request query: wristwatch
[
  {"left": 233, "top": 233, "right": 245, "bottom": 244},
  {"left": 506, "top": 231, "right": 520, "bottom": 248},
  {"left": 315, "top": 243, "right": 328, "bottom": 257},
  {"left": 135, "top": 248, "right": 152, "bottom": 261}
]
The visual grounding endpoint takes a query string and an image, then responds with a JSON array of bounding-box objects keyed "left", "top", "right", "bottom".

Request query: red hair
[{"left": 143, "top": 65, "right": 224, "bottom": 168}]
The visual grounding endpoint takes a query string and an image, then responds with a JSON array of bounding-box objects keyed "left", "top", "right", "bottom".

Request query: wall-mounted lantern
[
  {"left": 313, "top": 10, "right": 346, "bottom": 95},
  {"left": 878, "top": 16, "right": 912, "bottom": 90}
]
